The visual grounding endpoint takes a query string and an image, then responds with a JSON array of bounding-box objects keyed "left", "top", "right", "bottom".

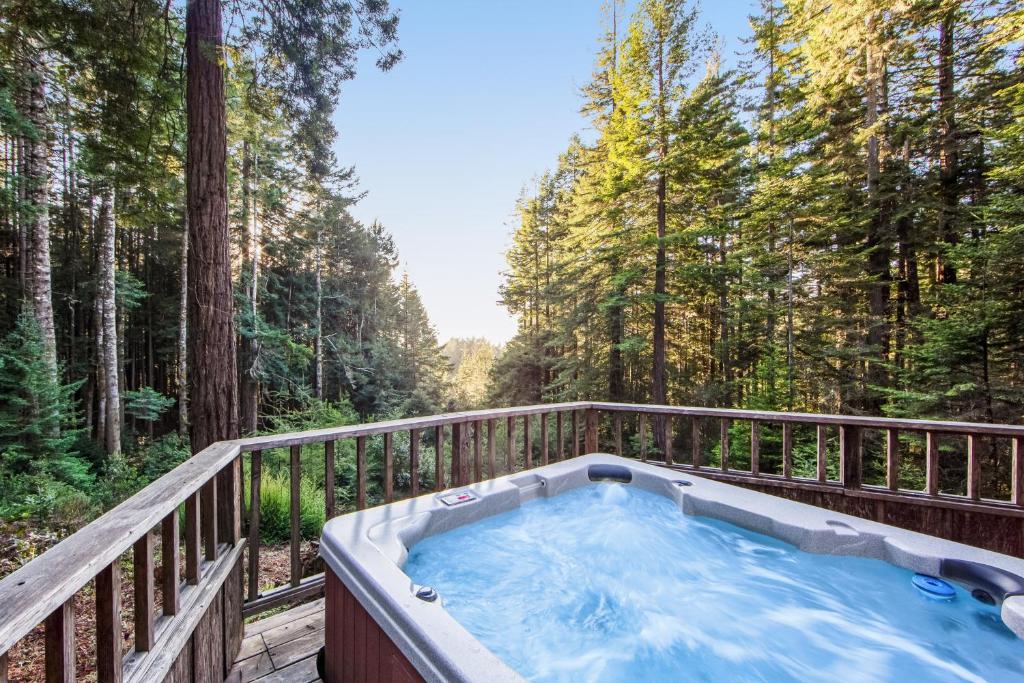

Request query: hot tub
[{"left": 319, "top": 454, "right": 1024, "bottom": 682}]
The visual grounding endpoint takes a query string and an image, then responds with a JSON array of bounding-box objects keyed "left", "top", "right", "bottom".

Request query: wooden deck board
[{"left": 229, "top": 602, "right": 324, "bottom": 683}]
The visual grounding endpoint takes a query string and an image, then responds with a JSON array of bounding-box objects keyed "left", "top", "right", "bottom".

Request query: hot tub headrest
[
  {"left": 588, "top": 464, "right": 632, "bottom": 483},
  {"left": 940, "top": 558, "right": 1024, "bottom": 604}
]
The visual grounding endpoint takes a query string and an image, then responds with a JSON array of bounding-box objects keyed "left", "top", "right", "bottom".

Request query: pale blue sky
[{"left": 333, "top": 1, "right": 756, "bottom": 344}]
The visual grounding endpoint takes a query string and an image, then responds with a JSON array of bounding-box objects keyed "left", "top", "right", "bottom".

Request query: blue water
[{"left": 403, "top": 484, "right": 1024, "bottom": 682}]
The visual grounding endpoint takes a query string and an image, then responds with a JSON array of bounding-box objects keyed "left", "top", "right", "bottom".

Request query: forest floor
[{"left": 1, "top": 536, "right": 316, "bottom": 682}]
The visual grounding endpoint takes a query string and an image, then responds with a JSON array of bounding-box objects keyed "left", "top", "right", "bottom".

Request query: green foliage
[
  {"left": 0, "top": 313, "right": 89, "bottom": 523},
  {"left": 123, "top": 387, "right": 176, "bottom": 423},
  {"left": 251, "top": 471, "right": 325, "bottom": 543}
]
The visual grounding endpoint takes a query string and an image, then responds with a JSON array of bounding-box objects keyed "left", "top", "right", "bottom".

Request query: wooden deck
[{"left": 228, "top": 599, "right": 325, "bottom": 683}]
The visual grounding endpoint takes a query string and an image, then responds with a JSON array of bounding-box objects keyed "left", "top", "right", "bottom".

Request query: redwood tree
[{"left": 186, "top": 0, "right": 237, "bottom": 453}]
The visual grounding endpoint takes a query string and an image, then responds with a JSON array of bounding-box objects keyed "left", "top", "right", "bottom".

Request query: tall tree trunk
[
  {"left": 652, "top": 32, "right": 668, "bottom": 451},
  {"left": 19, "top": 46, "right": 57, "bottom": 375},
  {"left": 239, "top": 140, "right": 260, "bottom": 434},
  {"left": 314, "top": 222, "right": 324, "bottom": 400},
  {"left": 178, "top": 216, "right": 189, "bottom": 437},
  {"left": 186, "top": 0, "right": 238, "bottom": 454},
  {"left": 864, "top": 16, "right": 892, "bottom": 413},
  {"left": 937, "top": 6, "right": 958, "bottom": 285},
  {"left": 99, "top": 186, "right": 121, "bottom": 454}
]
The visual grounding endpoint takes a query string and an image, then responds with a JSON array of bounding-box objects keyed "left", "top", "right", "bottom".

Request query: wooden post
[
  {"left": 247, "top": 451, "right": 262, "bottom": 602},
  {"left": 556, "top": 412, "right": 564, "bottom": 461},
  {"left": 487, "top": 419, "right": 496, "bottom": 478},
  {"left": 584, "top": 410, "right": 599, "bottom": 455},
  {"left": 886, "top": 430, "right": 899, "bottom": 491},
  {"left": 817, "top": 425, "right": 828, "bottom": 482},
  {"left": 639, "top": 414, "right": 647, "bottom": 462},
  {"left": 45, "top": 599, "right": 74, "bottom": 683},
  {"left": 133, "top": 531, "right": 155, "bottom": 651},
  {"left": 720, "top": 419, "right": 729, "bottom": 471},
  {"left": 506, "top": 416, "right": 515, "bottom": 472},
  {"left": 614, "top": 414, "right": 623, "bottom": 456},
  {"left": 324, "top": 442, "right": 335, "bottom": 519},
  {"left": 540, "top": 413, "right": 549, "bottom": 466},
  {"left": 967, "top": 434, "right": 980, "bottom": 501},
  {"left": 218, "top": 457, "right": 241, "bottom": 545},
  {"left": 473, "top": 420, "right": 483, "bottom": 482},
  {"left": 434, "top": 425, "right": 444, "bottom": 489},
  {"left": 384, "top": 432, "right": 394, "bottom": 503},
  {"left": 356, "top": 436, "right": 367, "bottom": 508},
  {"left": 161, "top": 511, "right": 180, "bottom": 616},
  {"left": 782, "top": 423, "right": 793, "bottom": 479},
  {"left": 841, "top": 425, "right": 863, "bottom": 490},
  {"left": 691, "top": 417, "right": 700, "bottom": 468},
  {"left": 96, "top": 562, "right": 122, "bottom": 683},
  {"left": 1013, "top": 436, "right": 1023, "bottom": 507},
  {"left": 450, "top": 423, "right": 463, "bottom": 487},
  {"left": 524, "top": 414, "right": 532, "bottom": 468},
  {"left": 925, "top": 431, "right": 939, "bottom": 496},
  {"left": 663, "top": 416, "right": 672, "bottom": 465},
  {"left": 750, "top": 422, "right": 761, "bottom": 476},
  {"left": 201, "top": 478, "right": 217, "bottom": 561},
  {"left": 290, "top": 444, "right": 302, "bottom": 587},
  {"left": 572, "top": 411, "right": 580, "bottom": 457},
  {"left": 185, "top": 493, "right": 200, "bottom": 585},
  {"left": 409, "top": 429, "right": 420, "bottom": 497}
]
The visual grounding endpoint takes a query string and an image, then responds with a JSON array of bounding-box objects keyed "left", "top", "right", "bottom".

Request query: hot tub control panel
[{"left": 438, "top": 490, "right": 478, "bottom": 506}]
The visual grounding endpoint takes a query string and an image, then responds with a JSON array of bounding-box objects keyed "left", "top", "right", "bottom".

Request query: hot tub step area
[{"left": 228, "top": 599, "right": 325, "bottom": 683}]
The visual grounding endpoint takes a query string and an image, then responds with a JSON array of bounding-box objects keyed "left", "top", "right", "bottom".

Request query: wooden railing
[{"left": 1, "top": 401, "right": 1022, "bottom": 682}]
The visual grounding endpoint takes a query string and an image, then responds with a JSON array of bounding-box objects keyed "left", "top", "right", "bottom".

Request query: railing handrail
[{"left": 1, "top": 400, "right": 1022, "bottom": 669}]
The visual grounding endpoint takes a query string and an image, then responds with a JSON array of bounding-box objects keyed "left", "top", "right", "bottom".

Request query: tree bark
[
  {"left": 19, "top": 45, "right": 58, "bottom": 376},
  {"left": 177, "top": 215, "right": 189, "bottom": 437},
  {"left": 652, "top": 31, "right": 668, "bottom": 448},
  {"left": 186, "top": 0, "right": 238, "bottom": 454},
  {"left": 937, "top": 7, "right": 958, "bottom": 285},
  {"left": 98, "top": 186, "right": 121, "bottom": 454}
]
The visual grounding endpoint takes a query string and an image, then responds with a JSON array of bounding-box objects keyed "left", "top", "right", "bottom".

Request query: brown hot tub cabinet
[{"left": 317, "top": 454, "right": 1024, "bottom": 683}]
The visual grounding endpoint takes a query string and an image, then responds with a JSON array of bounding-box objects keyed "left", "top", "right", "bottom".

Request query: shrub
[{"left": 252, "top": 471, "right": 325, "bottom": 544}]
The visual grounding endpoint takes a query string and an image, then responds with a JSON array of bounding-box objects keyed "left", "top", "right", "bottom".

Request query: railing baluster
[
  {"left": 450, "top": 423, "right": 464, "bottom": 486},
  {"left": 572, "top": 410, "right": 580, "bottom": 457},
  {"left": 218, "top": 456, "right": 241, "bottom": 546},
  {"left": 750, "top": 422, "right": 761, "bottom": 476},
  {"left": 967, "top": 434, "right": 981, "bottom": 501},
  {"left": 290, "top": 444, "right": 302, "bottom": 587},
  {"left": 1012, "top": 436, "right": 1023, "bottom": 506},
  {"left": 662, "top": 415, "right": 672, "bottom": 465},
  {"left": 473, "top": 420, "right": 483, "bottom": 482},
  {"left": 161, "top": 511, "right": 179, "bottom": 616},
  {"left": 720, "top": 419, "right": 730, "bottom": 471},
  {"left": 506, "top": 416, "right": 515, "bottom": 473},
  {"left": 691, "top": 417, "right": 700, "bottom": 469},
  {"left": 841, "top": 425, "right": 863, "bottom": 489},
  {"left": 926, "top": 431, "right": 939, "bottom": 496},
  {"left": 782, "top": 423, "right": 793, "bottom": 479},
  {"left": 200, "top": 478, "right": 217, "bottom": 561},
  {"left": 523, "top": 414, "right": 532, "bottom": 469},
  {"left": 540, "top": 413, "right": 549, "bottom": 466},
  {"left": 96, "top": 562, "right": 121, "bottom": 683},
  {"left": 487, "top": 419, "right": 496, "bottom": 478},
  {"left": 2, "top": 651, "right": 8, "bottom": 683},
  {"left": 556, "top": 412, "right": 564, "bottom": 461},
  {"left": 324, "top": 442, "right": 335, "bottom": 519},
  {"left": 886, "top": 430, "right": 899, "bottom": 491},
  {"left": 409, "top": 429, "right": 420, "bottom": 497},
  {"left": 185, "top": 492, "right": 200, "bottom": 585},
  {"left": 133, "top": 530, "right": 154, "bottom": 651},
  {"left": 356, "top": 436, "right": 367, "bottom": 509},
  {"left": 434, "top": 425, "right": 444, "bottom": 489},
  {"left": 816, "top": 425, "right": 827, "bottom": 482},
  {"left": 45, "top": 598, "right": 74, "bottom": 683},
  {"left": 614, "top": 413, "right": 623, "bottom": 456},
  {"left": 639, "top": 414, "right": 647, "bottom": 462},
  {"left": 585, "top": 409, "right": 599, "bottom": 455},
  {"left": 384, "top": 432, "right": 394, "bottom": 503},
  {"left": 247, "top": 450, "right": 262, "bottom": 602}
]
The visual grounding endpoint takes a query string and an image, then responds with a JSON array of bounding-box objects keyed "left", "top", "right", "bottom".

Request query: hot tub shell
[{"left": 319, "top": 453, "right": 1024, "bottom": 683}]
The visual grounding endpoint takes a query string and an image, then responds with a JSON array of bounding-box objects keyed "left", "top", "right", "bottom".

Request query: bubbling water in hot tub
[{"left": 403, "top": 484, "right": 1024, "bottom": 682}]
